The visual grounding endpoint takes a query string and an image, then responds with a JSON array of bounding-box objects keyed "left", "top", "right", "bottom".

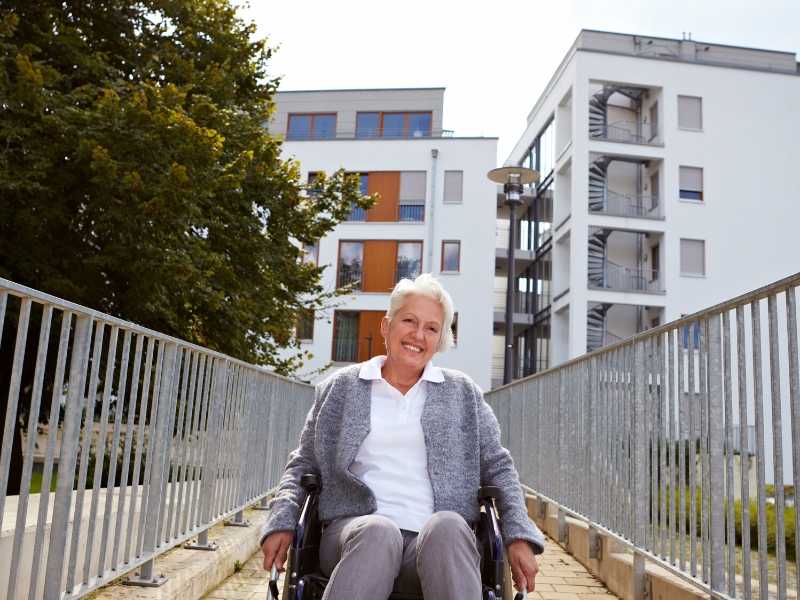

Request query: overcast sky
[{"left": 243, "top": 0, "right": 800, "bottom": 162}]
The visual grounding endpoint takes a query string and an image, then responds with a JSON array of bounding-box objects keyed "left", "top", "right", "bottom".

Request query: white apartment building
[
  {"left": 268, "top": 88, "right": 497, "bottom": 389},
  {"left": 500, "top": 30, "right": 800, "bottom": 381}
]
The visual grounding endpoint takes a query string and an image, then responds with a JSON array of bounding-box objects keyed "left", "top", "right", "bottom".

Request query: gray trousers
[{"left": 318, "top": 511, "right": 482, "bottom": 600}]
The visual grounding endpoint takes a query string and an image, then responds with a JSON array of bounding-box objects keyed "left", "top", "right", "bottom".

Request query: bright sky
[{"left": 242, "top": 0, "right": 800, "bottom": 162}]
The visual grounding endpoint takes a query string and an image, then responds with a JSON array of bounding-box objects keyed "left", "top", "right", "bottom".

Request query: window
[
  {"left": 650, "top": 243, "right": 659, "bottom": 282},
  {"left": 399, "top": 172, "right": 426, "bottom": 221},
  {"left": 287, "top": 113, "right": 336, "bottom": 140},
  {"left": 332, "top": 311, "right": 359, "bottom": 362},
  {"left": 649, "top": 171, "right": 660, "bottom": 209},
  {"left": 648, "top": 102, "right": 658, "bottom": 140},
  {"left": 451, "top": 312, "right": 458, "bottom": 347},
  {"left": 355, "top": 112, "right": 432, "bottom": 139},
  {"left": 344, "top": 174, "right": 368, "bottom": 221},
  {"left": 679, "top": 166, "right": 703, "bottom": 201},
  {"left": 441, "top": 240, "right": 460, "bottom": 272},
  {"left": 680, "top": 239, "right": 706, "bottom": 276},
  {"left": 296, "top": 309, "right": 314, "bottom": 341},
  {"left": 396, "top": 242, "right": 423, "bottom": 282},
  {"left": 443, "top": 171, "right": 463, "bottom": 204},
  {"left": 678, "top": 96, "right": 703, "bottom": 130},
  {"left": 337, "top": 241, "right": 364, "bottom": 288},
  {"left": 302, "top": 241, "right": 318, "bottom": 265}
]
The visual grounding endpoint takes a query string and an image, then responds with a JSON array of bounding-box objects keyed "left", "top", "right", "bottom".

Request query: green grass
[{"left": 29, "top": 467, "right": 58, "bottom": 493}]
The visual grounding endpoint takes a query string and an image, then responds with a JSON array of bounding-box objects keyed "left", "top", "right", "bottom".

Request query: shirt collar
[{"left": 358, "top": 355, "right": 445, "bottom": 383}]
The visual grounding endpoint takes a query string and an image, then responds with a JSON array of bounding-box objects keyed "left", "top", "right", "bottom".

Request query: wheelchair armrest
[{"left": 478, "top": 486, "right": 500, "bottom": 501}]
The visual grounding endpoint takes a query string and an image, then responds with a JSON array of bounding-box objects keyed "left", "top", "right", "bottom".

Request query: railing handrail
[
  {"left": 487, "top": 268, "right": 800, "bottom": 599},
  {"left": 283, "top": 128, "right": 455, "bottom": 141},
  {"left": 0, "top": 277, "right": 313, "bottom": 599}
]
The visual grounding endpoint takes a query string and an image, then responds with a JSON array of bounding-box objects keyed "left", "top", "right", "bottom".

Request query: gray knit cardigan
[{"left": 260, "top": 363, "right": 545, "bottom": 553}]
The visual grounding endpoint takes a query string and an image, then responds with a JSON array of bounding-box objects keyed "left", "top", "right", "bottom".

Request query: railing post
[
  {"left": 707, "top": 313, "right": 725, "bottom": 591},
  {"left": 43, "top": 315, "right": 91, "bottom": 600},
  {"left": 633, "top": 551, "right": 649, "bottom": 600},
  {"left": 126, "top": 342, "right": 179, "bottom": 587},
  {"left": 633, "top": 340, "right": 649, "bottom": 549}
]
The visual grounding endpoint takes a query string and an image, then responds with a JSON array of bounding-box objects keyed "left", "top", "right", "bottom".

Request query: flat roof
[{"left": 276, "top": 87, "right": 446, "bottom": 94}]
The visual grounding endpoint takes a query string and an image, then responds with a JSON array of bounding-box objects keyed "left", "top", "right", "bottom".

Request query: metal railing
[
  {"left": 0, "top": 277, "right": 313, "bottom": 599},
  {"left": 398, "top": 204, "right": 425, "bottom": 222},
  {"left": 590, "top": 190, "right": 662, "bottom": 219},
  {"left": 486, "top": 270, "right": 800, "bottom": 600},
  {"left": 590, "top": 120, "right": 659, "bottom": 145},
  {"left": 283, "top": 129, "right": 455, "bottom": 141},
  {"left": 589, "top": 260, "right": 662, "bottom": 293}
]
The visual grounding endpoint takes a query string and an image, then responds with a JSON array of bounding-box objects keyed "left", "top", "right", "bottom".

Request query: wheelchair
[{"left": 268, "top": 474, "right": 525, "bottom": 600}]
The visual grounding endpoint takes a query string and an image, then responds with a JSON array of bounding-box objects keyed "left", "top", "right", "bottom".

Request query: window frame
[
  {"left": 336, "top": 240, "right": 365, "bottom": 289},
  {"left": 440, "top": 240, "right": 461, "bottom": 273},
  {"left": 680, "top": 238, "right": 706, "bottom": 277},
  {"left": 355, "top": 111, "right": 433, "bottom": 139},
  {"left": 331, "top": 310, "right": 359, "bottom": 362},
  {"left": 677, "top": 95, "right": 703, "bottom": 131},
  {"left": 443, "top": 170, "right": 464, "bottom": 204},
  {"left": 395, "top": 240, "right": 424, "bottom": 283},
  {"left": 679, "top": 166, "right": 704, "bottom": 202},
  {"left": 287, "top": 112, "right": 337, "bottom": 140},
  {"left": 296, "top": 308, "right": 315, "bottom": 342}
]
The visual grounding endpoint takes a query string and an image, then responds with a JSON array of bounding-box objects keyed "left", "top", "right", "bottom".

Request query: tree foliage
[{"left": 0, "top": 0, "right": 371, "bottom": 373}]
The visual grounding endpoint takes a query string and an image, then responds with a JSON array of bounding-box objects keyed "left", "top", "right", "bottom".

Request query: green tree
[{"left": 0, "top": 0, "right": 372, "bottom": 493}]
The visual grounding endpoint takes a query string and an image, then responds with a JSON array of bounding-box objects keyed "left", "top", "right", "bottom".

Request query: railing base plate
[
  {"left": 184, "top": 540, "right": 219, "bottom": 551},
  {"left": 124, "top": 573, "right": 168, "bottom": 588},
  {"left": 224, "top": 519, "right": 251, "bottom": 528}
]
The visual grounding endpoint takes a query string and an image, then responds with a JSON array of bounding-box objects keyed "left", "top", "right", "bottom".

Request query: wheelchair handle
[
  {"left": 478, "top": 485, "right": 500, "bottom": 501},
  {"left": 267, "top": 565, "right": 279, "bottom": 599},
  {"left": 300, "top": 473, "right": 321, "bottom": 493},
  {"left": 513, "top": 587, "right": 527, "bottom": 599}
]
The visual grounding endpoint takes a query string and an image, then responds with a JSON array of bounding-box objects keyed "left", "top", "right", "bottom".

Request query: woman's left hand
[{"left": 507, "top": 539, "right": 539, "bottom": 592}]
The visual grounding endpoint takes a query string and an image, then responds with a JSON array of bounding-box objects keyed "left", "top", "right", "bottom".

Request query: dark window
[
  {"left": 356, "top": 112, "right": 432, "bottom": 139},
  {"left": 441, "top": 241, "right": 460, "bottom": 272},
  {"left": 338, "top": 241, "right": 364, "bottom": 288},
  {"left": 296, "top": 309, "right": 314, "bottom": 341},
  {"left": 650, "top": 244, "right": 659, "bottom": 282},
  {"left": 333, "top": 311, "right": 359, "bottom": 362},
  {"left": 356, "top": 112, "right": 380, "bottom": 138},
  {"left": 307, "top": 172, "right": 322, "bottom": 197},
  {"left": 396, "top": 242, "right": 422, "bottom": 282},
  {"left": 287, "top": 113, "right": 337, "bottom": 140}
]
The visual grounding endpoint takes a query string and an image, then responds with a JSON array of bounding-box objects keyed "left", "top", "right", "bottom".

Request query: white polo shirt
[{"left": 349, "top": 355, "right": 444, "bottom": 532}]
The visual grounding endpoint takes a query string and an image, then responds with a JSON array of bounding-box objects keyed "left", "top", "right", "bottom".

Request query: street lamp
[{"left": 488, "top": 166, "right": 540, "bottom": 385}]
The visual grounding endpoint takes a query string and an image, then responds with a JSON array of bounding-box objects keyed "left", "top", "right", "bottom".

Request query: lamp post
[{"left": 488, "top": 166, "right": 539, "bottom": 385}]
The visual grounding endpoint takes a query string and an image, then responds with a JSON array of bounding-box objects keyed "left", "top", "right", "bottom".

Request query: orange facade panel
[
  {"left": 358, "top": 311, "right": 386, "bottom": 362},
  {"left": 362, "top": 240, "right": 397, "bottom": 293},
  {"left": 366, "top": 172, "right": 400, "bottom": 222}
]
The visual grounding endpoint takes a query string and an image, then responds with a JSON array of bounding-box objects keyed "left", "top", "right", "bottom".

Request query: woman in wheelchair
[{"left": 261, "top": 274, "right": 544, "bottom": 599}]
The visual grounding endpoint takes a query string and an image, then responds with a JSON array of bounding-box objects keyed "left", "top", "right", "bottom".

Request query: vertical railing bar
[
  {"left": 176, "top": 350, "right": 200, "bottom": 536},
  {"left": 8, "top": 303, "right": 52, "bottom": 600},
  {"left": 668, "top": 328, "right": 677, "bottom": 565},
  {"left": 0, "top": 297, "right": 32, "bottom": 530},
  {"left": 598, "top": 354, "right": 606, "bottom": 525},
  {"left": 98, "top": 329, "right": 132, "bottom": 577},
  {"left": 28, "top": 310, "right": 72, "bottom": 600},
  {"left": 208, "top": 359, "right": 228, "bottom": 522},
  {"left": 786, "top": 286, "right": 800, "bottom": 596},
  {"left": 66, "top": 320, "right": 104, "bottom": 592},
  {"left": 767, "top": 294, "right": 787, "bottom": 600},
  {"left": 125, "top": 337, "right": 154, "bottom": 563},
  {"left": 649, "top": 335, "right": 658, "bottom": 553},
  {"left": 136, "top": 340, "right": 165, "bottom": 557},
  {"left": 218, "top": 363, "right": 235, "bottom": 515},
  {"left": 156, "top": 345, "right": 181, "bottom": 547},
  {"left": 722, "top": 311, "right": 737, "bottom": 597},
  {"left": 616, "top": 347, "right": 624, "bottom": 536},
  {"left": 189, "top": 354, "right": 212, "bottom": 530},
  {"left": 688, "top": 320, "right": 698, "bottom": 577},
  {"left": 634, "top": 339, "right": 649, "bottom": 548},
  {"left": 736, "top": 305, "right": 753, "bottom": 600},
  {"left": 708, "top": 313, "right": 725, "bottom": 592},
  {"left": 227, "top": 365, "right": 244, "bottom": 512},
  {"left": 699, "top": 319, "right": 711, "bottom": 584},
  {"left": 751, "top": 299, "right": 769, "bottom": 600},
  {"left": 83, "top": 325, "right": 120, "bottom": 585},
  {"left": 0, "top": 291, "right": 7, "bottom": 347},
  {"left": 43, "top": 314, "right": 92, "bottom": 600},
  {"left": 165, "top": 348, "right": 190, "bottom": 541},
  {"left": 678, "top": 327, "right": 687, "bottom": 571},
  {"left": 659, "top": 332, "right": 668, "bottom": 558},
  {"left": 112, "top": 332, "right": 143, "bottom": 569},
  {"left": 235, "top": 366, "right": 250, "bottom": 509}
]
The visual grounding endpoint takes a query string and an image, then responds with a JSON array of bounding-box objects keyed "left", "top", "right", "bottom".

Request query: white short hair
[{"left": 386, "top": 273, "right": 455, "bottom": 353}]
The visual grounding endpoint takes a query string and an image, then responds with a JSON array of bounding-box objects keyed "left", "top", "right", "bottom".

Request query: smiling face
[{"left": 380, "top": 293, "right": 444, "bottom": 375}]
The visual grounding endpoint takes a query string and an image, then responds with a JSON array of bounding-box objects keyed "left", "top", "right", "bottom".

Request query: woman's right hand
[{"left": 261, "top": 531, "right": 294, "bottom": 572}]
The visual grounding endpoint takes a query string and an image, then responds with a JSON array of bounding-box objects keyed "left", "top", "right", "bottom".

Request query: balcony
[
  {"left": 588, "top": 260, "right": 663, "bottom": 293},
  {"left": 589, "top": 120, "right": 659, "bottom": 145},
  {"left": 589, "top": 190, "right": 662, "bottom": 219}
]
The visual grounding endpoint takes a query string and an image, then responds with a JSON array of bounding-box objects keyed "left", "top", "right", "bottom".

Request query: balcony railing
[
  {"left": 590, "top": 121, "right": 659, "bottom": 145},
  {"left": 337, "top": 265, "right": 362, "bottom": 288},
  {"left": 284, "top": 129, "right": 455, "bottom": 141},
  {"left": 589, "top": 260, "right": 662, "bottom": 293},
  {"left": 398, "top": 204, "right": 425, "bottom": 222},
  {"left": 590, "top": 190, "right": 661, "bottom": 219}
]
